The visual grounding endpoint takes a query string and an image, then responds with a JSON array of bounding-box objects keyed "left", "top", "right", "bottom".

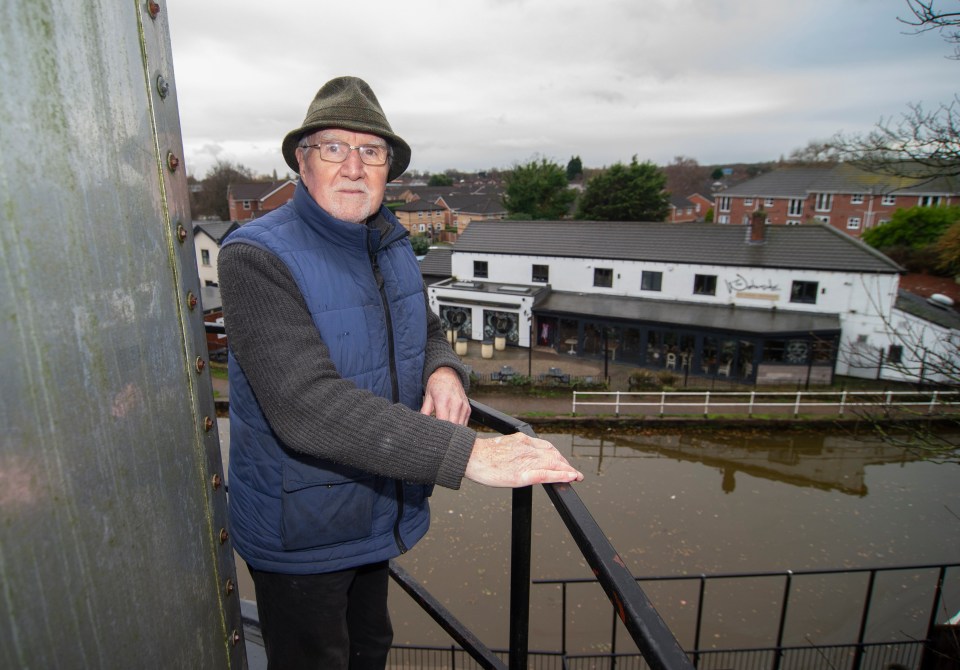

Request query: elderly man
[{"left": 218, "top": 76, "right": 582, "bottom": 669}]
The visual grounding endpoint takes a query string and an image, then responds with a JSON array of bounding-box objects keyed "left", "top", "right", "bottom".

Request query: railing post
[
  {"left": 851, "top": 569, "right": 877, "bottom": 670},
  {"left": 692, "top": 576, "right": 706, "bottom": 668},
  {"left": 615, "top": 391, "right": 621, "bottom": 418},
  {"left": 928, "top": 390, "right": 939, "bottom": 415},
  {"left": 924, "top": 566, "right": 947, "bottom": 646},
  {"left": 660, "top": 391, "right": 666, "bottom": 417},
  {"left": 572, "top": 391, "right": 578, "bottom": 415},
  {"left": 839, "top": 389, "right": 848, "bottom": 417},
  {"left": 703, "top": 391, "right": 710, "bottom": 418},
  {"left": 509, "top": 485, "right": 533, "bottom": 670},
  {"left": 772, "top": 571, "right": 793, "bottom": 670},
  {"left": 748, "top": 390, "right": 755, "bottom": 418},
  {"left": 793, "top": 391, "right": 802, "bottom": 418}
]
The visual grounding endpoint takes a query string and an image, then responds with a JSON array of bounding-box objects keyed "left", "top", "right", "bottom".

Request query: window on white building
[
  {"left": 593, "top": 267, "right": 613, "bottom": 288},
  {"left": 790, "top": 280, "right": 818, "bottom": 304},
  {"left": 641, "top": 270, "right": 662, "bottom": 292},
  {"left": 693, "top": 274, "right": 717, "bottom": 296},
  {"left": 887, "top": 344, "right": 903, "bottom": 364},
  {"left": 532, "top": 264, "right": 549, "bottom": 283},
  {"left": 201, "top": 249, "right": 211, "bottom": 266},
  {"left": 474, "top": 260, "right": 488, "bottom": 278}
]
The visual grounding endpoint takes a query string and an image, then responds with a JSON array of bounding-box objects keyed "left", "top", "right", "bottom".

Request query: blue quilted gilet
[{"left": 223, "top": 182, "right": 431, "bottom": 574}]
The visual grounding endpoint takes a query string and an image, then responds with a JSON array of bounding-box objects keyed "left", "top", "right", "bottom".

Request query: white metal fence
[{"left": 571, "top": 389, "right": 960, "bottom": 418}]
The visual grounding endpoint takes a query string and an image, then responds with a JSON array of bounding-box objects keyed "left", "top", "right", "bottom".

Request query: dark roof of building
[
  {"left": 228, "top": 180, "right": 295, "bottom": 201},
  {"left": 193, "top": 220, "right": 239, "bottom": 244},
  {"left": 895, "top": 290, "right": 960, "bottom": 329},
  {"left": 720, "top": 164, "right": 960, "bottom": 198},
  {"left": 438, "top": 194, "right": 506, "bottom": 214},
  {"left": 537, "top": 291, "right": 842, "bottom": 335},
  {"left": 453, "top": 220, "right": 902, "bottom": 273},
  {"left": 419, "top": 247, "right": 452, "bottom": 278},
  {"left": 395, "top": 199, "right": 445, "bottom": 212},
  {"left": 719, "top": 168, "right": 831, "bottom": 198}
]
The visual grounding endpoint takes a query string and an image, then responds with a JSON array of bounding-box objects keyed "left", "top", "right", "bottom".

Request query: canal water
[{"left": 221, "top": 422, "right": 960, "bottom": 655}]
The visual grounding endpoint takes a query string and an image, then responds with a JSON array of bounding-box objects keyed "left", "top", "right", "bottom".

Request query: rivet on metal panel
[
  {"left": 195, "top": 356, "right": 206, "bottom": 373},
  {"left": 211, "top": 473, "right": 222, "bottom": 490},
  {"left": 156, "top": 74, "right": 169, "bottom": 99},
  {"left": 204, "top": 416, "right": 214, "bottom": 432},
  {"left": 175, "top": 222, "right": 187, "bottom": 244},
  {"left": 187, "top": 291, "right": 198, "bottom": 310},
  {"left": 166, "top": 151, "right": 180, "bottom": 172},
  {"left": 225, "top": 578, "right": 235, "bottom": 596},
  {"left": 231, "top": 630, "right": 241, "bottom": 646},
  {"left": 219, "top": 528, "right": 229, "bottom": 544},
  {"left": 147, "top": 1, "right": 160, "bottom": 19}
]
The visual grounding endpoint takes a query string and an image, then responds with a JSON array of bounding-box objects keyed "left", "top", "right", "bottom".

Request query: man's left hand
[{"left": 421, "top": 367, "right": 471, "bottom": 425}]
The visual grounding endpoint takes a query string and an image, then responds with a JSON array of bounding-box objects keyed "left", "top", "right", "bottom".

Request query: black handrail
[{"left": 466, "top": 399, "right": 694, "bottom": 670}]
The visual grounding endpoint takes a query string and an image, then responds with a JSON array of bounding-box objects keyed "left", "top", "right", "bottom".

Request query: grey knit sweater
[{"left": 218, "top": 232, "right": 477, "bottom": 490}]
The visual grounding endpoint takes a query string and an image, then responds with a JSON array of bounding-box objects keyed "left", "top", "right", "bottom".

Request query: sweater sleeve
[{"left": 218, "top": 242, "right": 476, "bottom": 489}]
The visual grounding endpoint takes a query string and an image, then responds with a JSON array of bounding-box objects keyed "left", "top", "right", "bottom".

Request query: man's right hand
[{"left": 465, "top": 434, "right": 584, "bottom": 488}]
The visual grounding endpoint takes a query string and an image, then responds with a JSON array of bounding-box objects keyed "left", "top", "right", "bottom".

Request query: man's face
[{"left": 296, "top": 129, "right": 389, "bottom": 224}]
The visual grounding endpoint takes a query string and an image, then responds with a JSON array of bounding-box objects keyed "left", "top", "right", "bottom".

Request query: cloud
[{"left": 166, "top": 0, "right": 959, "bottom": 177}]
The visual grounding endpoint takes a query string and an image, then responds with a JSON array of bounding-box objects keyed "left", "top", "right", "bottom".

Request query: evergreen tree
[
  {"left": 575, "top": 157, "right": 670, "bottom": 221},
  {"left": 503, "top": 158, "right": 576, "bottom": 220}
]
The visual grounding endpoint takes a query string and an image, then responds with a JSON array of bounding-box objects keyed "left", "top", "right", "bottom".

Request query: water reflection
[{"left": 571, "top": 427, "right": 919, "bottom": 496}]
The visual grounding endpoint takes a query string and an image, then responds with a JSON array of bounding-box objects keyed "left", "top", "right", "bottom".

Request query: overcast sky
[{"left": 165, "top": 0, "right": 958, "bottom": 180}]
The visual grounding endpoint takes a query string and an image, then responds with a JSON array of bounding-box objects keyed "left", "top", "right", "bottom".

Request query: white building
[
  {"left": 193, "top": 221, "right": 239, "bottom": 288},
  {"left": 427, "top": 219, "right": 959, "bottom": 386}
]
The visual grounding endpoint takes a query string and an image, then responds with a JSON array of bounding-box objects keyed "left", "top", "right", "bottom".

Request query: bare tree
[
  {"left": 784, "top": 139, "right": 841, "bottom": 165},
  {"left": 899, "top": 0, "right": 960, "bottom": 59},
  {"left": 830, "top": 98, "right": 960, "bottom": 179}
]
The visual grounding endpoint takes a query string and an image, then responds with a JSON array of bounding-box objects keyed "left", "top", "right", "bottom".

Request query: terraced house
[
  {"left": 427, "top": 218, "right": 960, "bottom": 386},
  {"left": 715, "top": 164, "right": 959, "bottom": 237}
]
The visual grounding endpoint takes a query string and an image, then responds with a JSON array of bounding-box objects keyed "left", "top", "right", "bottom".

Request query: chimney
[{"left": 749, "top": 209, "right": 767, "bottom": 244}]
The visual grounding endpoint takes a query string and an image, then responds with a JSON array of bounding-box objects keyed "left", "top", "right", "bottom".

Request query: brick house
[
  {"left": 668, "top": 193, "right": 713, "bottom": 222},
  {"left": 714, "top": 164, "right": 959, "bottom": 237},
  {"left": 435, "top": 193, "right": 507, "bottom": 238},
  {"left": 393, "top": 199, "right": 447, "bottom": 237},
  {"left": 227, "top": 180, "right": 296, "bottom": 221}
]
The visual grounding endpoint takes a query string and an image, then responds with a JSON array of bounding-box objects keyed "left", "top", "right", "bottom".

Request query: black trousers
[{"left": 248, "top": 561, "right": 393, "bottom": 670}]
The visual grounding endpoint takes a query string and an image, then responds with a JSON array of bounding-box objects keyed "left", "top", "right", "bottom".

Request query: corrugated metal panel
[{"left": 0, "top": 2, "right": 243, "bottom": 667}]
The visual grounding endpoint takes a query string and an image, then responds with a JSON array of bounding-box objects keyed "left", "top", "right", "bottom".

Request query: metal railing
[
  {"left": 389, "top": 399, "right": 694, "bottom": 670},
  {"left": 572, "top": 389, "right": 960, "bottom": 418},
  {"left": 533, "top": 562, "right": 959, "bottom": 669}
]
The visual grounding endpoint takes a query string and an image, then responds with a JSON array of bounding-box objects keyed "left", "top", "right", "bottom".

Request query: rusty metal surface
[{"left": 0, "top": 1, "right": 242, "bottom": 667}]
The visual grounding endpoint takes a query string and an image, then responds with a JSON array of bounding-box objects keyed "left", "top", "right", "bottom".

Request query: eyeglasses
[{"left": 301, "top": 140, "right": 389, "bottom": 166}]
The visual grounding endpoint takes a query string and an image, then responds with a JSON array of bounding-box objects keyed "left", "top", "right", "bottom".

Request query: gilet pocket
[{"left": 280, "top": 456, "right": 378, "bottom": 551}]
